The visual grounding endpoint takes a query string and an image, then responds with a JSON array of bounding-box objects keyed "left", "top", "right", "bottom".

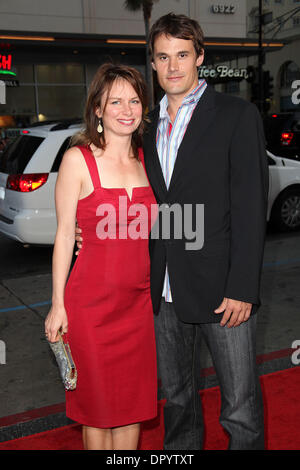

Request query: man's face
[{"left": 152, "top": 34, "right": 204, "bottom": 100}]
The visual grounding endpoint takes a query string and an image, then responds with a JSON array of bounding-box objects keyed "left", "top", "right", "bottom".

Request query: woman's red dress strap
[{"left": 76, "top": 145, "right": 101, "bottom": 190}]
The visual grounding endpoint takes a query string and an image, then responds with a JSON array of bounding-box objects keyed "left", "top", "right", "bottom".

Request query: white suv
[
  {"left": 0, "top": 123, "right": 300, "bottom": 245},
  {"left": 267, "top": 151, "right": 300, "bottom": 231},
  {"left": 0, "top": 120, "right": 82, "bottom": 245}
]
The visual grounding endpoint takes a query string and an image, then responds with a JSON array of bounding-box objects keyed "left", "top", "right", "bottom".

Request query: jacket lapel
[
  {"left": 144, "top": 107, "right": 168, "bottom": 199},
  {"left": 144, "top": 85, "right": 218, "bottom": 200},
  {"left": 167, "top": 85, "right": 217, "bottom": 195}
]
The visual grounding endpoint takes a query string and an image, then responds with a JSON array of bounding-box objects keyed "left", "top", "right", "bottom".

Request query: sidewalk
[{"left": 0, "top": 233, "right": 299, "bottom": 441}]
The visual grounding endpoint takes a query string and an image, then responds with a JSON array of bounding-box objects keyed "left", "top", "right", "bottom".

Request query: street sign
[{"left": 0, "top": 80, "right": 5, "bottom": 104}]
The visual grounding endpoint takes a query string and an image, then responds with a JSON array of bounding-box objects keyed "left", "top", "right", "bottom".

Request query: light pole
[{"left": 258, "top": 0, "right": 264, "bottom": 113}]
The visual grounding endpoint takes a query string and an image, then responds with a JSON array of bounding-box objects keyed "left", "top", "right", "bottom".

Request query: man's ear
[
  {"left": 196, "top": 51, "right": 204, "bottom": 68},
  {"left": 151, "top": 61, "right": 157, "bottom": 72}
]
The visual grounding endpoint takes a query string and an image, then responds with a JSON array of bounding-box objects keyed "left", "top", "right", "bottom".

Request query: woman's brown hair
[
  {"left": 149, "top": 13, "right": 204, "bottom": 61},
  {"left": 71, "top": 63, "right": 149, "bottom": 159}
]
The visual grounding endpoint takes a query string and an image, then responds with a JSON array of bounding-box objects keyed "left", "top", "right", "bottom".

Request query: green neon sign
[{"left": 0, "top": 70, "right": 16, "bottom": 77}]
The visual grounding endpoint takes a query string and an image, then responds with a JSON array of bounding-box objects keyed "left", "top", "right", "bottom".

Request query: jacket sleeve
[{"left": 224, "top": 102, "right": 269, "bottom": 304}]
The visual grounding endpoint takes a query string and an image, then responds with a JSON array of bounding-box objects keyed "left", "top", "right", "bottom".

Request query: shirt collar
[{"left": 159, "top": 79, "right": 207, "bottom": 120}]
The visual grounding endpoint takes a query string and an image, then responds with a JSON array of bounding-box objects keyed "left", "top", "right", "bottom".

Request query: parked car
[
  {"left": 0, "top": 119, "right": 82, "bottom": 245},
  {"left": 267, "top": 150, "right": 300, "bottom": 231},
  {"left": 0, "top": 120, "right": 300, "bottom": 246},
  {"left": 264, "top": 112, "right": 300, "bottom": 162}
]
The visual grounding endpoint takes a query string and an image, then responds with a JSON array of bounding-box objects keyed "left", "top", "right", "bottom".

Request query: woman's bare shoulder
[{"left": 59, "top": 146, "right": 87, "bottom": 171}]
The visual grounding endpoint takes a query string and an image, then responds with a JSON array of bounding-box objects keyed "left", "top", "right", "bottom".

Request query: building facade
[
  {"left": 247, "top": 0, "right": 300, "bottom": 112},
  {"left": 0, "top": 0, "right": 288, "bottom": 126}
]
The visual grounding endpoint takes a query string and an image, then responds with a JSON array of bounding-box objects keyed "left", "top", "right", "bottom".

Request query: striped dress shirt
[{"left": 156, "top": 79, "right": 207, "bottom": 302}]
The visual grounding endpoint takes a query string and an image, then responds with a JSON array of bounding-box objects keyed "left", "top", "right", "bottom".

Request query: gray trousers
[{"left": 154, "top": 299, "right": 265, "bottom": 450}]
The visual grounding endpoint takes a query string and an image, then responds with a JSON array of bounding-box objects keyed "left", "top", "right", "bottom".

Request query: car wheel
[{"left": 271, "top": 188, "right": 300, "bottom": 231}]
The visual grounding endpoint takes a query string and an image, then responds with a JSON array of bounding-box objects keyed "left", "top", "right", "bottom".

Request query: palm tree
[{"left": 124, "top": 0, "right": 159, "bottom": 109}]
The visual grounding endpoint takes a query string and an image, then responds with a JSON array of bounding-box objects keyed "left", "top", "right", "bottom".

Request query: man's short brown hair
[{"left": 149, "top": 12, "right": 205, "bottom": 60}]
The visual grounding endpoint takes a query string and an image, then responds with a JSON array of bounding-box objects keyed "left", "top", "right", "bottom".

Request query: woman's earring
[{"left": 97, "top": 118, "right": 103, "bottom": 133}]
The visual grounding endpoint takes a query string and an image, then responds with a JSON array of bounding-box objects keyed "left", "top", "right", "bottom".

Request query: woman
[{"left": 44, "top": 64, "right": 157, "bottom": 450}]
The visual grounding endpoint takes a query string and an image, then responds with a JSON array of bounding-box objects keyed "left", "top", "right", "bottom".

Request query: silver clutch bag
[{"left": 48, "top": 331, "right": 77, "bottom": 391}]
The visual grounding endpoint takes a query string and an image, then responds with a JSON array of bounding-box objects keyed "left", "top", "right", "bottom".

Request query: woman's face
[{"left": 96, "top": 78, "right": 143, "bottom": 138}]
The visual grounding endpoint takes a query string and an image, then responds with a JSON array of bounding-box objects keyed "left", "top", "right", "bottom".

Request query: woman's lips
[{"left": 117, "top": 119, "right": 135, "bottom": 126}]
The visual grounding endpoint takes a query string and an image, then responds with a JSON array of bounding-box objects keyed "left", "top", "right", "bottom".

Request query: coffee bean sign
[{"left": 198, "top": 66, "right": 248, "bottom": 80}]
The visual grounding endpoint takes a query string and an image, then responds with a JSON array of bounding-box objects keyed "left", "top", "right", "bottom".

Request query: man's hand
[
  {"left": 214, "top": 297, "right": 252, "bottom": 327},
  {"left": 75, "top": 225, "right": 83, "bottom": 256}
]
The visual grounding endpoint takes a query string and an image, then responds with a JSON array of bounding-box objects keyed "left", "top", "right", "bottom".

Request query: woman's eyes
[{"left": 110, "top": 100, "right": 140, "bottom": 105}]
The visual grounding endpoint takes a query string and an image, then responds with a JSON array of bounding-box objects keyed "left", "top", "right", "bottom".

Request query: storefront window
[
  {"left": 0, "top": 63, "right": 87, "bottom": 126},
  {"left": 36, "top": 64, "right": 86, "bottom": 120},
  {"left": 38, "top": 85, "right": 86, "bottom": 120},
  {"left": 280, "top": 61, "right": 300, "bottom": 88},
  {"left": 279, "top": 61, "right": 300, "bottom": 111},
  {"left": 224, "top": 81, "right": 240, "bottom": 94},
  {"left": 36, "top": 64, "right": 85, "bottom": 84},
  {"left": 0, "top": 86, "right": 36, "bottom": 116},
  {"left": 17, "top": 65, "right": 34, "bottom": 84}
]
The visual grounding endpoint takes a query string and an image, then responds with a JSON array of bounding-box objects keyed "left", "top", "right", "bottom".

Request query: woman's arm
[{"left": 45, "top": 147, "right": 83, "bottom": 342}]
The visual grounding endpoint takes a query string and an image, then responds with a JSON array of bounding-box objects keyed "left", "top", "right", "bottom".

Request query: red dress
[{"left": 64, "top": 145, "right": 158, "bottom": 428}]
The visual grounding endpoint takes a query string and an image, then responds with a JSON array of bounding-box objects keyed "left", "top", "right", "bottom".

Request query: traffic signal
[
  {"left": 251, "top": 82, "right": 260, "bottom": 103},
  {"left": 246, "top": 65, "right": 255, "bottom": 83},
  {"left": 250, "top": 67, "right": 260, "bottom": 103},
  {"left": 262, "top": 71, "right": 274, "bottom": 112},
  {"left": 263, "top": 71, "right": 274, "bottom": 99}
]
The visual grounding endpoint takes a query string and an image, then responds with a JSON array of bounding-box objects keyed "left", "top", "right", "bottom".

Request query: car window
[
  {"left": 290, "top": 119, "right": 300, "bottom": 132},
  {"left": 50, "top": 137, "right": 72, "bottom": 172},
  {"left": 0, "top": 135, "right": 45, "bottom": 174},
  {"left": 268, "top": 156, "right": 276, "bottom": 166}
]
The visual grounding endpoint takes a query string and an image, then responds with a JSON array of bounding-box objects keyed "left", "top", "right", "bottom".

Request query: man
[{"left": 76, "top": 13, "right": 268, "bottom": 450}]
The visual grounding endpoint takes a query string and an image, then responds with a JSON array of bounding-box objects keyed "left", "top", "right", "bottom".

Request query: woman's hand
[
  {"left": 45, "top": 306, "right": 68, "bottom": 343},
  {"left": 75, "top": 225, "right": 83, "bottom": 256}
]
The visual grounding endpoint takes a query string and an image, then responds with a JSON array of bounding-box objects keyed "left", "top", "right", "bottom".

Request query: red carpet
[{"left": 0, "top": 367, "right": 299, "bottom": 450}]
